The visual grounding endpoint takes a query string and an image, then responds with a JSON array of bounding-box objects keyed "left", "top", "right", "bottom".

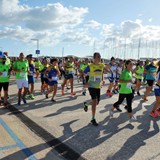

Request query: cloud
[
  {"left": 0, "top": 0, "right": 88, "bottom": 31},
  {"left": 148, "top": 18, "right": 152, "bottom": 22},
  {"left": 85, "top": 20, "right": 101, "bottom": 29},
  {"left": 62, "top": 28, "right": 94, "bottom": 46}
]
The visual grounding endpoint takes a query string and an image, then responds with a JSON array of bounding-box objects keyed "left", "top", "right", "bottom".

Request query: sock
[{"left": 92, "top": 116, "right": 95, "bottom": 120}]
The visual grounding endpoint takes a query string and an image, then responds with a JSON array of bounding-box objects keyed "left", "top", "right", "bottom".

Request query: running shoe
[
  {"left": 71, "top": 92, "right": 76, "bottom": 96},
  {"left": 107, "top": 91, "right": 112, "bottom": 97},
  {"left": 156, "top": 109, "right": 160, "bottom": 116},
  {"left": 116, "top": 107, "right": 122, "bottom": 112},
  {"left": 45, "top": 94, "right": 49, "bottom": 99},
  {"left": 150, "top": 112, "right": 158, "bottom": 118},
  {"left": 129, "top": 116, "right": 137, "bottom": 123},
  {"left": 115, "top": 89, "right": 119, "bottom": 93},
  {"left": 62, "top": 90, "right": 64, "bottom": 95},
  {"left": 137, "top": 91, "right": 141, "bottom": 96},
  {"left": 24, "top": 95, "right": 28, "bottom": 99},
  {"left": 17, "top": 99, "right": 21, "bottom": 105},
  {"left": 83, "top": 102, "right": 88, "bottom": 112},
  {"left": 91, "top": 119, "right": 98, "bottom": 126},
  {"left": 29, "top": 94, "right": 35, "bottom": 100},
  {"left": 82, "top": 91, "right": 86, "bottom": 96},
  {"left": 112, "top": 90, "right": 116, "bottom": 94},
  {"left": 109, "top": 110, "right": 114, "bottom": 118},
  {"left": 143, "top": 96, "right": 148, "bottom": 101},
  {"left": 51, "top": 98, "right": 56, "bottom": 102},
  {"left": 22, "top": 97, "right": 27, "bottom": 104},
  {"left": 124, "top": 105, "right": 128, "bottom": 110}
]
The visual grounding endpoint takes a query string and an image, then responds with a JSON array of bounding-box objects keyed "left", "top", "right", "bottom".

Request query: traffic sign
[{"left": 36, "top": 50, "right": 40, "bottom": 54}]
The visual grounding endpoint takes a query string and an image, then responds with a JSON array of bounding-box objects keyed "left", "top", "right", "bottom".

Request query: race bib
[
  {"left": 69, "top": 70, "right": 74, "bottom": 74},
  {"left": 94, "top": 76, "right": 101, "bottom": 83},
  {"left": 52, "top": 77, "right": 58, "bottom": 81},
  {"left": 2, "top": 72, "right": 7, "bottom": 77},
  {"left": 20, "top": 72, "right": 26, "bottom": 77},
  {"left": 126, "top": 83, "right": 132, "bottom": 89},
  {"left": 29, "top": 71, "right": 33, "bottom": 75}
]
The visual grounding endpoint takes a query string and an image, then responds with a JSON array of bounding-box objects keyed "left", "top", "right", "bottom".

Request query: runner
[
  {"left": 143, "top": 60, "right": 157, "bottom": 101},
  {"left": 114, "top": 59, "right": 123, "bottom": 93},
  {"left": 0, "top": 54, "right": 11, "bottom": 108},
  {"left": 150, "top": 61, "right": 160, "bottom": 117},
  {"left": 45, "top": 58, "right": 60, "bottom": 101},
  {"left": 83, "top": 52, "right": 105, "bottom": 126},
  {"left": 35, "top": 58, "right": 41, "bottom": 80},
  {"left": 39, "top": 58, "right": 50, "bottom": 94},
  {"left": 109, "top": 60, "right": 136, "bottom": 123},
  {"left": 61, "top": 56, "right": 76, "bottom": 96},
  {"left": 133, "top": 61, "right": 144, "bottom": 96},
  {"left": 81, "top": 58, "right": 90, "bottom": 95},
  {"left": 13, "top": 52, "right": 29, "bottom": 105},
  {"left": 106, "top": 57, "right": 117, "bottom": 97},
  {"left": 26, "top": 54, "right": 35, "bottom": 99}
]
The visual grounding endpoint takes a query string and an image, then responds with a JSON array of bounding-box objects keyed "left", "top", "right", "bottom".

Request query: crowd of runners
[{"left": 0, "top": 50, "right": 160, "bottom": 126}]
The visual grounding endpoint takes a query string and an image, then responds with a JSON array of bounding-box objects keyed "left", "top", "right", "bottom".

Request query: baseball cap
[
  {"left": 27, "top": 54, "right": 33, "bottom": 58},
  {"left": 85, "top": 58, "right": 89, "bottom": 61}
]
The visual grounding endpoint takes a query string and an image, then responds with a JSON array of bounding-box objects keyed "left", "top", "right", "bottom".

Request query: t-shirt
[
  {"left": 13, "top": 60, "right": 28, "bottom": 79},
  {"left": 0, "top": 63, "right": 10, "bottom": 82},
  {"left": 119, "top": 69, "right": 132, "bottom": 94},
  {"left": 28, "top": 62, "right": 35, "bottom": 77},
  {"left": 84, "top": 63, "right": 105, "bottom": 89},
  {"left": 145, "top": 64, "right": 157, "bottom": 80}
]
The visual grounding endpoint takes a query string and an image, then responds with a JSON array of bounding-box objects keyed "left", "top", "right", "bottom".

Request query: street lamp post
[{"left": 31, "top": 39, "right": 39, "bottom": 58}]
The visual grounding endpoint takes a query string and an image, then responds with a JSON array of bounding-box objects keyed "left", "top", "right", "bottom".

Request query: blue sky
[{"left": 0, "top": 0, "right": 160, "bottom": 59}]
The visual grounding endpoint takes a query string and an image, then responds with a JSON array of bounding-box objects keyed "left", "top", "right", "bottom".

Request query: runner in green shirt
[
  {"left": 13, "top": 52, "right": 29, "bottom": 105},
  {"left": 110, "top": 60, "right": 136, "bottom": 123},
  {"left": 0, "top": 54, "right": 11, "bottom": 108}
]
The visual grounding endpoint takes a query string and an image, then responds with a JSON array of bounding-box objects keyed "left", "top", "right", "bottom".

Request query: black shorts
[
  {"left": 0, "top": 82, "right": 9, "bottom": 91},
  {"left": 88, "top": 88, "right": 100, "bottom": 102},
  {"left": 83, "top": 76, "right": 89, "bottom": 85},
  {"left": 147, "top": 80, "right": 154, "bottom": 86},
  {"left": 41, "top": 78, "right": 48, "bottom": 84}
]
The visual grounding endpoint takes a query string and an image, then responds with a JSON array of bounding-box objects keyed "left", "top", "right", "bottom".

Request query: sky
[{"left": 0, "top": 0, "right": 160, "bottom": 59}]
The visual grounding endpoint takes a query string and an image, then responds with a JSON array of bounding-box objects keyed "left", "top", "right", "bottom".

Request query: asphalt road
[{"left": 1, "top": 76, "right": 160, "bottom": 160}]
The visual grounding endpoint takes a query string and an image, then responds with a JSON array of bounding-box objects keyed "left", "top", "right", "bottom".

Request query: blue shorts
[
  {"left": 64, "top": 74, "right": 73, "bottom": 80},
  {"left": 109, "top": 77, "right": 116, "bottom": 83},
  {"left": 115, "top": 77, "right": 119, "bottom": 83},
  {"left": 154, "top": 88, "right": 160, "bottom": 97},
  {"left": 48, "top": 81, "right": 58, "bottom": 86},
  {"left": 28, "top": 76, "right": 35, "bottom": 84}
]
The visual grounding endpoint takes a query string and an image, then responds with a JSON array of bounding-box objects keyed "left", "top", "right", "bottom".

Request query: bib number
[
  {"left": 126, "top": 83, "right": 132, "bottom": 89},
  {"left": 2, "top": 72, "right": 7, "bottom": 77},
  {"left": 20, "top": 72, "right": 26, "bottom": 77},
  {"left": 52, "top": 77, "right": 58, "bottom": 81},
  {"left": 94, "top": 76, "right": 101, "bottom": 83}
]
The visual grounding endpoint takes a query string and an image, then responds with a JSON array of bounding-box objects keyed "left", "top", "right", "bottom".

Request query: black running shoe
[
  {"left": 116, "top": 107, "right": 122, "bottom": 112},
  {"left": 91, "top": 119, "right": 98, "bottom": 126},
  {"left": 137, "top": 91, "right": 141, "bottom": 96},
  {"left": 83, "top": 102, "right": 88, "bottom": 112},
  {"left": 46, "top": 94, "right": 48, "bottom": 99},
  {"left": 124, "top": 105, "right": 128, "bottom": 110},
  {"left": 51, "top": 98, "right": 56, "bottom": 102}
]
